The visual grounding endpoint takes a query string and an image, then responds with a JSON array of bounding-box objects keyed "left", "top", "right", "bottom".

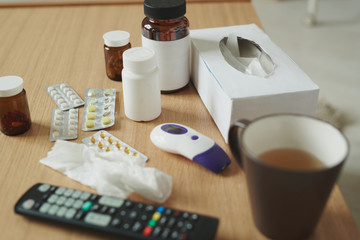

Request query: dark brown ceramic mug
[{"left": 228, "top": 114, "right": 349, "bottom": 239}]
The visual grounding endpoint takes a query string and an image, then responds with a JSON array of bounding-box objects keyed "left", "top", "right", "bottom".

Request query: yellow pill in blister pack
[
  {"left": 98, "top": 142, "right": 103, "bottom": 149},
  {"left": 87, "top": 105, "right": 96, "bottom": 112},
  {"left": 124, "top": 147, "right": 130, "bottom": 154},
  {"left": 100, "top": 132, "right": 106, "bottom": 139},
  {"left": 86, "top": 120, "right": 95, "bottom": 128},
  {"left": 108, "top": 137, "right": 113, "bottom": 144},
  {"left": 104, "top": 89, "right": 113, "bottom": 96},
  {"left": 115, "top": 141, "right": 121, "bottom": 149},
  {"left": 102, "top": 116, "right": 111, "bottom": 125},
  {"left": 90, "top": 136, "right": 96, "bottom": 144},
  {"left": 106, "top": 147, "right": 111, "bottom": 152},
  {"left": 87, "top": 113, "right": 96, "bottom": 120}
]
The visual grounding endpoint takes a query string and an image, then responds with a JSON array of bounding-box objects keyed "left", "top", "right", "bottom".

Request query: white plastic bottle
[{"left": 122, "top": 47, "right": 161, "bottom": 121}]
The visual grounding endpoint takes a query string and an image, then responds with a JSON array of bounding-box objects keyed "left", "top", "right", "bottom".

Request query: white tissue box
[{"left": 190, "top": 24, "right": 319, "bottom": 143}]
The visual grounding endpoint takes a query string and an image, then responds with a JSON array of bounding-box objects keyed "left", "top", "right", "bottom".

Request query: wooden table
[{"left": 0, "top": 2, "right": 358, "bottom": 240}]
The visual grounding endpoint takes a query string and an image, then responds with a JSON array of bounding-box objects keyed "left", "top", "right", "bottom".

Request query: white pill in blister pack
[
  {"left": 45, "top": 83, "right": 85, "bottom": 111},
  {"left": 82, "top": 130, "right": 148, "bottom": 162},
  {"left": 49, "top": 108, "right": 79, "bottom": 142},
  {"left": 81, "top": 88, "right": 116, "bottom": 131}
]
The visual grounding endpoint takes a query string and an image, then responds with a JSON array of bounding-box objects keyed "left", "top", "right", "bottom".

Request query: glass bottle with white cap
[
  {"left": 103, "top": 30, "right": 131, "bottom": 81},
  {"left": 0, "top": 76, "right": 31, "bottom": 136}
]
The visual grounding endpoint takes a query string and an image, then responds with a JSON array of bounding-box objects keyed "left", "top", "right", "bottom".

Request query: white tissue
[{"left": 40, "top": 140, "right": 172, "bottom": 203}]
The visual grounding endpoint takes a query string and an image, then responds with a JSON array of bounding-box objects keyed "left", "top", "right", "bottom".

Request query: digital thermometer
[{"left": 150, "top": 123, "right": 231, "bottom": 173}]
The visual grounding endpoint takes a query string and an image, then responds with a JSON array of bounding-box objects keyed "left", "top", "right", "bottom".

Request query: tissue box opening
[{"left": 190, "top": 24, "right": 319, "bottom": 143}]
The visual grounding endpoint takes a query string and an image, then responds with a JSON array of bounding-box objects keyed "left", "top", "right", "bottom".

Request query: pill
[
  {"left": 67, "top": 91, "right": 74, "bottom": 97},
  {"left": 55, "top": 120, "right": 62, "bottom": 126},
  {"left": 102, "top": 116, "right": 111, "bottom": 125},
  {"left": 74, "top": 99, "right": 82, "bottom": 104},
  {"left": 50, "top": 90, "right": 57, "bottom": 96},
  {"left": 104, "top": 98, "right": 110, "bottom": 104},
  {"left": 48, "top": 86, "right": 54, "bottom": 91},
  {"left": 115, "top": 142, "right": 121, "bottom": 149},
  {"left": 68, "top": 130, "right": 75, "bottom": 136},
  {"left": 100, "top": 132, "right": 106, "bottom": 139},
  {"left": 52, "top": 131, "right": 60, "bottom": 138},
  {"left": 87, "top": 113, "right": 96, "bottom": 120},
  {"left": 61, "top": 103, "right": 68, "bottom": 108},
  {"left": 108, "top": 137, "right": 113, "bottom": 144},
  {"left": 54, "top": 94, "right": 61, "bottom": 100},
  {"left": 69, "top": 109, "right": 76, "bottom": 114},
  {"left": 69, "top": 119, "right": 77, "bottom": 125},
  {"left": 90, "top": 136, "right": 96, "bottom": 144},
  {"left": 55, "top": 109, "right": 63, "bottom": 115},
  {"left": 55, "top": 115, "right": 63, "bottom": 120},
  {"left": 57, "top": 98, "right": 65, "bottom": 104},
  {"left": 133, "top": 152, "right": 138, "bottom": 157},
  {"left": 106, "top": 147, "right": 111, "bottom": 152},
  {"left": 104, "top": 89, "right": 113, "bottom": 96},
  {"left": 63, "top": 87, "right": 70, "bottom": 93},
  {"left": 70, "top": 95, "right": 77, "bottom": 101},
  {"left": 124, "top": 147, "right": 130, "bottom": 154},
  {"left": 103, "top": 111, "right": 111, "bottom": 117},
  {"left": 88, "top": 89, "right": 98, "bottom": 97},
  {"left": 87, "top": 105, "right": 96, "bottom": 112},
  {"left": 86, "top": 120, "right": 95, "bottom": 128},
  {"left": 69, "top": 125, "right": 76, "bottom": 130},
  {"left": 89, "top": 99, "right": 97, "bottom": 105},
  {"left": 104, "top": 105, "right": 111, "bottom": 111},
  {"left": 98, "top": 142, "right": 103, "bottom": 149},
  {"left": 60, "top": 84, "right": 67, "bottom": 89}
]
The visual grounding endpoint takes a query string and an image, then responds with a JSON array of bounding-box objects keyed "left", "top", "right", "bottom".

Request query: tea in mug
[{"left": 258, "top": 148, "right": 325, "bottom": 171}]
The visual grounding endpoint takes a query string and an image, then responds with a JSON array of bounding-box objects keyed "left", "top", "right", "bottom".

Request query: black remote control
[{"left": 14, "top": 183, "right": 219, "bottom": 240}]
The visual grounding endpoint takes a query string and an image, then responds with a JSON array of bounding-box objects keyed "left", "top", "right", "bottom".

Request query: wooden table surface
[{"left": 0, "top": 2, "right": 359, "bottom": 240}]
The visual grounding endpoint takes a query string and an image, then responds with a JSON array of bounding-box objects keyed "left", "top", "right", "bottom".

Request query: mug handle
[{"left": 228, "top": 119, "right": 251, "bottom": 169}]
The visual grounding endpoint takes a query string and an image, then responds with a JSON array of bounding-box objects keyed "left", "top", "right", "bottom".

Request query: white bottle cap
[
  {"left": 103, "top": 31, "right": 130, "bottom": 47},
  {"left": 0, "top": 76, "right": 23, "bottom": 97},
  {"left": 123, "top": 47, "right": 156, "bottom": 74}
]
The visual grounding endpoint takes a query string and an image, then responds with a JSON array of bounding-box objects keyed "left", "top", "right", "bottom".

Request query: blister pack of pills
[
  {"left": 82, "top": 130, "right": 148, "bottom": 162},
  {"left": 49, "top": 109, "right": 78, "bottom": 141},
  {"left": 81, "top": 88, "right": 116, "bottom": 131},
  {"left": 45, "top": 83, "right": 85, "bottom": 111}
]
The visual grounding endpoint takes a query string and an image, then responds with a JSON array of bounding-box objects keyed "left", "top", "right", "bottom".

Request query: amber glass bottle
[
  {"left": 103, "top": 31, "right": 131, "bottom": 81},
  {"left": 0, "top": 76, "right": 31, "bottom": 136},
  {"left": 142, "top": 0, "right": 190, "bottom": 92}
]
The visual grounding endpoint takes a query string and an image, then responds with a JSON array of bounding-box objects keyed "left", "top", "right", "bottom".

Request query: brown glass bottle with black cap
[{"left": 142, "top": 0, "right": 190, "bottom": 93}]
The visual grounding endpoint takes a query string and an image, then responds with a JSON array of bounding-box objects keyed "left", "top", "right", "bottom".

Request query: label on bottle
[{"left": 141, "top": 35, "right": 190, "bottom": 92}]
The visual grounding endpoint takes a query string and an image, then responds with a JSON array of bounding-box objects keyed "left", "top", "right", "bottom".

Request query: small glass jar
[
  {"left": 103, "top": 31, "right": 131, "bottom": 81},
  {"left": 0, "top": 76, "right": 31, "bottom": 136},
  {"left": 142, "top": 0, "right": 190, "bottom": 92}
]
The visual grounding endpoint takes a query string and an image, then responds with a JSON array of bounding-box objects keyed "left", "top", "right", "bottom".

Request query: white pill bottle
[{"left": 122, "top": 47, "right": 161, "bottom": 121}]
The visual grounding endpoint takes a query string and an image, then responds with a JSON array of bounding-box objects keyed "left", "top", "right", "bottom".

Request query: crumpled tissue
[{"left": 40, "top": 140, "right": 172, "bottom": 203}]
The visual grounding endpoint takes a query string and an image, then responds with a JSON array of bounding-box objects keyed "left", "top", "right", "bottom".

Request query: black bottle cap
[{"left": 144, "top": 0, "right": 186, "bottom": 20}]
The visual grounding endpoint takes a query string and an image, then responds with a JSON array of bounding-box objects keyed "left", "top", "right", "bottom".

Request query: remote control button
[
  {"left": 129, "top": 210, "right": 138, "bottom": 220},
  {"left": 143, "top": 225, "right": 153, "bottom": 236},
  {"left": 55, "top": 187, "right": 66, "bottom": 195},
  {"left": 124, "top": 201, "right": 134, "bottom": 209},
  {"left": 22, "top": 199, "right": 35, "bottom": 210},
  {"left": 148, "top": 219, "right": 156, "bottom": 228},
  {"left": 191, "top": 214, "right": 199, "bottom": 221},
  {"left": 47, "top": 194, "right": 59, "bottom": 204},
  {"left": 177, "top": 221, "right": 184, "bottom": 228},
  {"left": 171, "top": 231, "right": 179, "bottom": 239},
  {"left": 71, "top": 190, "right": 82, "bottom": 199},
  {"left": 39, "top": 203, "right": 51, "bottom": 213},
  {"left": 145, "top": 205, "right": 155, "bottom": 212},
  {"left": 157, "top": 206, "right": 165, "bottom": 214},
  {"left": 132, "top": 221, "right": 143, "bottom": 232},
  {"left": 56, "top": 207, "right": 67, "bottom": 217},
  {"left": 152, "top": 212, "right": 161, "bottom": 221},
  {"left": 56, "top": 196, "right": 67, "bottom": 206},
  {"left": 161, "top": 228, "right": 171, "bottom": 238},
  {"left": 79, "top": 192, "right": 91, "bottom": 200},
  {"left": 84, "top": 212, "right": 111, "bottom": 227},
  {"left": 167, "top": 217, "right": 176, "bottom": 228},
  {"left": 64, "top": 198, "right": 75, "bottom": 207},
  {"left": 182, "top": 212, "right": 189, "bottom": 219},
  {"left": 108, "top": 207, "right": 116, "bottom": 215},
  {"left": 48, "top": 205, "right": 59, "bottom": 215},
  {"left": 64, "top": 208, "right": 76, "bottom": 219},
  {"left": 152, "top": 226, "right": 162, "bottom": 237},
  {"left": 82, "top": 201, "right": 93, "bottom": 211},
  {"left": 98, "top": 196, "right": 124, "bottom": 208},
  {"left": 73, "top": 200, "right": 83, "bottom": 209},
  {"left": 63, "top": 189, "right": 74, "bottom": 197},
  {"left": 158, "top": 216, "right": 167, "bottom": 226},
  {"left": 38, "top": 184, "right": 50, "bottom": 192},
  {"left": 111, "top": 218, "right": 121, "bottom": 227}
]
